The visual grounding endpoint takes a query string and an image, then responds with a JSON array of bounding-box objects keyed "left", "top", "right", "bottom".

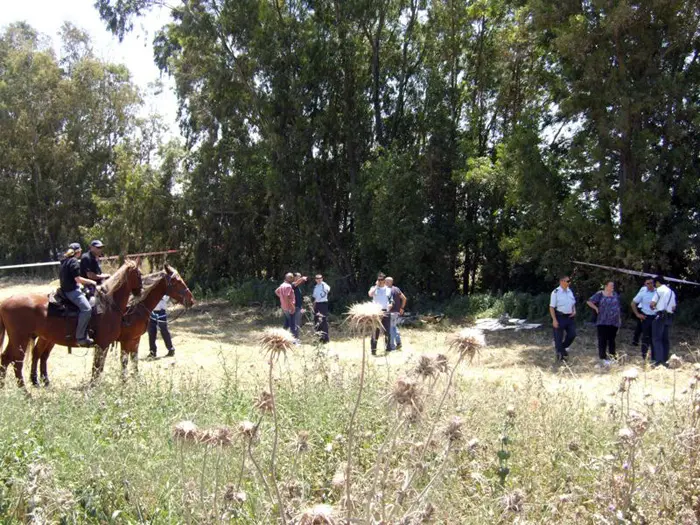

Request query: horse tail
[{"left": 0, "top": 313, "right": 5, "bottom": 352}]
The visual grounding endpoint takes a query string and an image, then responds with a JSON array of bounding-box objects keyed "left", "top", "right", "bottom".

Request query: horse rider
[
  {"left": 80, "top": 239, "right": 110, "bottom": 296},
  {"left": 60, "top": 243, "right": 97, "bottom": 347}
]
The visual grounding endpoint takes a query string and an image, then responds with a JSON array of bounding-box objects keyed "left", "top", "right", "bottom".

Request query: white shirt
[
  {"left": 652, "top": 285, "right": 676, "bottom": 314},
  {"left": 632, "top": 286, "right": 656, "bottom": 316},
  {"left": 550, "top": 286, "right": 576, "bottom": 314},
  {"left": 155, "top": 295, "right": 169, "bottom": 311},
  {"left": 313, "top": 282, "right": 330, "bottom": 302},
  {"left": 370, "top": 285, "right": 391, "bottom": 310}
]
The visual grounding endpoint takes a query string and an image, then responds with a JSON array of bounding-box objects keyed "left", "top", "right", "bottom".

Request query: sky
[{"left": 1, "top": 0, "right": 180, "bottom": 135}]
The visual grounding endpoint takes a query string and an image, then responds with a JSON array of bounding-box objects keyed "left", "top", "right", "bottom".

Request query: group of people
[
  {"left": 274, "top": 271, "right": 407, "bottom": 353},
  {"left": 549, "top": 274, "right": 677, "bottom": 368},
  {"left": 275, "top": 273, "right": 331, "bottom": 344},
  {"left": 59, "top": 241, "right": 175, "bottom": 356}
]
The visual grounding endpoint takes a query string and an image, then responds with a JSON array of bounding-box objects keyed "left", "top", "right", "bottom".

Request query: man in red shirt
[{"left": 275, "top": 273, "right": 298, "bottom": 341}]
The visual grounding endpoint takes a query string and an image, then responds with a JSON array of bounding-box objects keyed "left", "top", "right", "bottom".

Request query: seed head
[
  {"left": 238, "top": 420, "right": 257, "bottom": 440},
  {"left": 297, "top": 504, "right": 338, "bottom": 525},
  {"left": 501, "top": 489, "right": 526, "bottom": 513},
  {"left": 668, "top": 354, "right": 683, "bottom": 369},
  {"left": 296, "top": 430, "right": 310, "bottom": 453},
  {"left": 331, "top": 463, "right": 346, "bottom": 491},
  {"left": 618, "top": 427, "right": 636, "bottom": 443},
  {"left": 254, "top": 390, "right": 274, "bottom": 413},
  {"left": 443, "top": 416, "right": 464, "bottom": 443},
  {"left": 199, "top": 426, "right": 234, "bottom": 447},
  {"left": 259, "top": 327, "right": 296, "bottom": 360},
  {"left": 622, "top": 367, "right": 639, "bottom": 381},
  {"left": 223, "top": 484, "right": 247, "bottom": 504},
  {"left": 506, "top": 405, "right": 516, "bottom": 418},
  {"left": 628, "top": 411, "right": 649, "bottom": 437},
  {"left": 173, "top": 420, "right": 199, "bottom": 442},
  {"left": 388, "top": 376, "right": 422, "bottom": 411},
  {"left": 434, "top": 354, "right": 449, "bottom": 374},
  {"left": 346, "top": 302, "right": 385, "bottom": 333},
  {"left": 448, "top": 328, "right": 486, "bottom": 362},
  {"left": 414, "top": 355, "right": 437, "bottom": 379}
]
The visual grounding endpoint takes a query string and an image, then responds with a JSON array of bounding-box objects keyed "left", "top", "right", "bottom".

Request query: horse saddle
[{"left": 47, "top": 289, "right": 97, "bottom": 318}]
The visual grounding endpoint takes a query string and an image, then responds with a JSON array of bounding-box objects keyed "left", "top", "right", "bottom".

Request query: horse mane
[
  {"left": 100, "top": 260, "right": 137, "bottom": 297},
  {"left": 127, "top": 271, "right": 165, "bottom": 307}
]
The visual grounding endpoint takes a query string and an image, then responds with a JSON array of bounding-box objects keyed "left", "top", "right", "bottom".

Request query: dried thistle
[
  {"left": 618, "top": 427, "right": 636, "bottom": 443},
  {"left": 254, "top": 390, "right": 274, "bottom": 413},
  {"left": 259, "top": 327, "right": 295, "bottom": 360},
  {"left": 414, "top": 355, "right": 437, "bottom": 379},
  {"left": 331, "top": 463, "right": 347, "bottom": 491},
  {"left": 223, "top": 484, "right": 247, "bottom": 504},
  {"left": 198, "top": 426, "right": 234, "bottom": 447},
  {"left": 238, "top": 420, "right": 257, "bottom": 440},
  {"left": 434, "top": 354, "right": 449, "bottom": 374},
  {"left": 346, "top": 302, "right": 385, "bottom": 333},
  {"left": 628, "top": 411, "right": 649, "bottom": 437},
  {"left": 296, "top": 430, "right": 310, "bottom": 453},
  {"left": 622, "top": 367, "right": 639, "bottom": 382},
  {"left": 448, "top": 328, "right": 486, "bottom": 362},
  {"left": 388, "top": 376, "right": 422, "bottom": 410},
  {"left": 668, "top": 354, "right": 683, "bottom": 369},
  {"left": 173, "top": 420, "right": 199, "bottom": 442},
  {"left": 443, "top": 416, "right": 464, "bottom": 443},
  {"left": 501, "top": 489, "right": 526, "bottom": 513},
  {"left": 297, "top": 504, "right": 338, "bottom": 525}
]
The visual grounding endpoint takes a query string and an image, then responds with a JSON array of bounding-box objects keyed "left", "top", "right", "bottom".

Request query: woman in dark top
[{"left": 586, "top": 280, "right": 622, "bottom": 366}]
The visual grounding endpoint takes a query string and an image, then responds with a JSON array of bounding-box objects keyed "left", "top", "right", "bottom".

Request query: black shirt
[
  {"left": 60, "top": 257, "right": 81, "bottom": 292},
  {"left": 80, "top": 251, "right": 102, "bottom": 281},
  {"left": 292, "top": 283, "right": 303, "bottom": 309}
]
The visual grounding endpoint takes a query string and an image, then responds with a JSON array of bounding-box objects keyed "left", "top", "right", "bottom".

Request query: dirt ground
[{"left": 1, "top": 277, "right": 699, "bottom": 403}]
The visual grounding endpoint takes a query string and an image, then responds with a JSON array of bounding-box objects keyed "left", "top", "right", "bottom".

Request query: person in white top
[
  {"left": 630, "top": 278, "right": 656, "bottom": 360},
  {"left": 312, "top": 274, "right": 331, "bottom": 343},
  {"left": 650, "top": 276, "right": 676, "bottom": 366},
  {"left": 148, "top": 294, "right": 175, "bottom": 358},
  {"left": 549, "top": 275, "right": 577, "bottom": 362},
  {"left": 368, "top": 272, "right": 392, "bottom": 355}
]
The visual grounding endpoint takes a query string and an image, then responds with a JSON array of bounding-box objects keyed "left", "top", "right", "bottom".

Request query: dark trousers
[
  {"left": 553, "top": 313, "right": 576, "bottom": 357},
  {"left": 283, "top": 310, "right": 298, "bottom": 339},
  {"left": 632, "top": 318, "right": 642, "bottom": 345},
  {"left": 596, "top": 325, "right": 618, "bottom": 359},
  {"left": 371, "top": 312, "right": 392, "bottom": 352},
  {"left": 640, "top": 316, "right": 655, "bottom": 359},
  {"left": 149, "top": 310, "right": 174, "bottom": 355},
  {"left": 314, "top": 302, "right": 330, "bottom": 342},
  {"left": 652, "top": 314, "right": 671, "bottom": 364}
]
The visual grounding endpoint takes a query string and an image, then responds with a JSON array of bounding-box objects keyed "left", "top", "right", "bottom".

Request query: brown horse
[
  {"left": 30, "top": 264, "right": 193, "bottom": 385},
  {"left": 0, "top": 260, "right": 142, "bottom": 387}
]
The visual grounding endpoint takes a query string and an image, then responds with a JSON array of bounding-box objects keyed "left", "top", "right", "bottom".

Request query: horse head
[
  {"left": 127, "top": 260, "right": 143, "bottom": 296},
  {"left": 164, "top": 264, "right": 194, "bottom": 308}
]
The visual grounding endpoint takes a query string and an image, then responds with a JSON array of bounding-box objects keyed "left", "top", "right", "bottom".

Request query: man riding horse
[{"left": 60, "top": 243, "right": 98, "bottom": 347}]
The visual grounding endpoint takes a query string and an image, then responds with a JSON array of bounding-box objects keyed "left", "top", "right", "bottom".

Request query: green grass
[{"left": 2, "top": 342, "right": 700, "bottom": 524}]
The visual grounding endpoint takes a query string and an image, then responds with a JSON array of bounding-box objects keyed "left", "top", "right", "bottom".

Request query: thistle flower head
[
  {"left": 346, "top": 302, "right": 385, "bottom": 333},
  {"left": 199, "top": 426, "right": 234, "bottom": 447},
  {"left": 296, "top": 430, "right": 310, "bottom": 453},
  {"left": 414, "top": 355, "right": 437, "bottom": 379},
  {"left": 628, "top": 411, "right": 649, "bottom": 437},
  {"left": 238, "top": 420, "right": 257, "bottom": 440},
  {"left": 173, "top": 420, "right": 199, "bottom": 442},
  {"left": 443, "top": 415, "right": 464, "bottom": 443},
  {"left": 448, "top": 328, "right": 486, "bottom": 362},
  {"left": 668, "top": 354, "right": 683, "bottom": 369},
  {"left": 501, "top": 489, "right": 526, "bottom": 513},
  {"left": 434, "top": 354, "right": 449, "bottom": 374},
  {"left": 259, "top": 327, "right": 295, "bottom": 360},
  {"left": 297, "top": 504, "right": 338, "bottom": 525},
  {"left": 331, "top": 463, "right": 346, "bottom": 491},
  {"left": 223, "top": 485, "right": 247, "bottom": 504},
  {"left": 254, "top": 390, "right": 274, "bottom": 413},
  {"left": 618, "top": 427, "right": 636, "bottom": 443},
  {"left": 622, "top": 367, "right": 639, "bottom": 381},
  {"left": 388, "top": 376, "right": 422, "bottom": 410}
]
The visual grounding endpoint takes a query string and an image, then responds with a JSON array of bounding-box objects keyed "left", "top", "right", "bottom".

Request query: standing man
[
  {"left": 385, "top": 277, "right": 407, "bottom": 350},
  {"left": 630, "top": 279, "right": 656, "bottom": 361},
  {"left": 312, "top": 274, "right": 331, "bottom": 343},
  {"left": 60, "top": 243, "right": 97, "bottom": 346},
  {"left": 292, "top": 272, "right": 308, "bottom": 336},
  {"left": 148, "top": 294, "right": 175, "bottom": 358},
  {"left": 80, "top": 240, "right": 110, "bottom": 296},
  {"left": 275, "top": 273, "right": 298, "bottom": 342},
  {"left": 368, "top": 272, "right": 392, "bottom": 355},
  {"left": 650, "top": 276, "right": 676, "bottom": 367},
  {"left": 549, "top": 275, "right": 577, "bottom": 362}
]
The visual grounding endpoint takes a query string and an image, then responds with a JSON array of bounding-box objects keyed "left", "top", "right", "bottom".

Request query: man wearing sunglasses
[{"left": 549, "top": 275, "right": 577, "bottom": 362}]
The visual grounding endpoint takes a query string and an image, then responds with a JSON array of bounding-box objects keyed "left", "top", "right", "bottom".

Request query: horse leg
[
  {"left": 40, "top": 343, "right": 54, "bottom": 387},
  {"left": 91, "top": 346, "right": 108, "bottom": 384},
  {"left": 11, "top": 340, "right": 29, "bottom": 388},
  {"left": 30, "top": 339, "right": 41, "bottom": 387},
  {"left": 120, "top": 344, "right": 129, "bottom": 382},
  {"left": 0, "top": 350, "right": 10, "bottom": 388},
  {"left": 131, "top": 348, "right": 139, "bottom": 375}
]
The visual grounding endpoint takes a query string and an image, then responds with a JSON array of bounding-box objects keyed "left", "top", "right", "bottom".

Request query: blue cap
[
  {"left": 90, "top": 239, "right": 104, "bottom": 248},
  {"left": 69, "top": 243, "right": 81, "bottom": 251}
]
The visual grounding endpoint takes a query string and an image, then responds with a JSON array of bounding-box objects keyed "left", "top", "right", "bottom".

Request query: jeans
[
  {"left": 371, "top": 312, "right": 392, "bottom": 352},
  {"left": 553, "top": 313, "right": 576, "bottom": 358},
  {"left": 639, "top": 315, "right": 655, "bottom": 359},
  {"left": 314, "top": 302, "right": 330, "bottom": 342},
  {"left": 652, "top": 314, "right": 672, "bottom": 364},
  {"left": 596, "top": 325, "right": 618, "bottom": 359},
  {"left": 390, "top": 312, "right": 402, "bottom": 348},
  {"left": 65, "top": 289, "right": 91, "bottom": 341},
  {"left": 148, "top": 310, "right": 174, "bottom": 355},
  {"left": 284, "top": 310, "right": 298, "bottom": 339},
  {"left": 294, "top": 306, "right": 303, "bottom": 335}
]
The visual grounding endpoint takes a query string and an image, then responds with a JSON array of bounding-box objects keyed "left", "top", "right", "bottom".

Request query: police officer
[
  {"left": 650, "top": 276, "right": 676, "bottom": 367},
  {"left": 60, "top": 243, "right": 97, "bottom": 346},
  {"left": 80, "top": 240, "right": 110, "bottom": 295},
  {"left": 630, "top": 278, "right": 656, "bottom": 361},
  {"left": 549, "top": 275, "right": 577, "bottom": 362}
]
